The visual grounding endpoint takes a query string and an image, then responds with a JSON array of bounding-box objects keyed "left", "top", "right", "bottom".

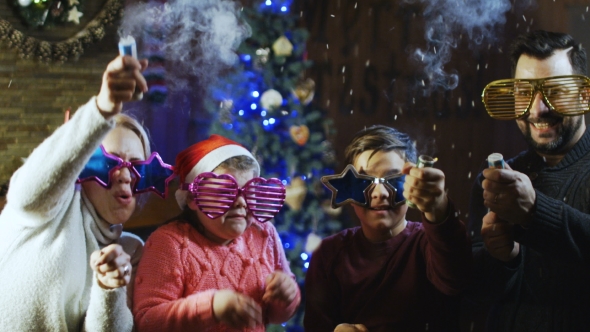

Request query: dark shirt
[
  {"left": 467, "top": 129, "right": 590, "bottom": 331},
  {"left": 304, "top": 207, "right": 471, "bottom": 332}
]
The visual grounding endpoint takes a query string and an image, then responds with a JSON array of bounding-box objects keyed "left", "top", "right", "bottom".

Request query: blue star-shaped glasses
[
  {"left": 77, "top": 145, "right": 175, "bottom": 198},
  {"left": 321, "top": 164, "right": 406, "bottom": 209}
]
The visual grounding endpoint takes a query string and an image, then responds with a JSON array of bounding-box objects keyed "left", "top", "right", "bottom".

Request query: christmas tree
[{"left": 206, "top": 0, "right": 346, "bottom": 330}]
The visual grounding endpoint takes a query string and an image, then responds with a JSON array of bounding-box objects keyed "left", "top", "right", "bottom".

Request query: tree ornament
[
  {"left": 219, "top": 99, "right": 234, "bottom": 124},
  {"left": 18, "top": 0, "right": 32, "bottom": 7},
  {"left": 285, "top": 177, "right": 307, "bottom": 211},
  {"left": 289, "top": 125, "right": 310, "bottom": 146},
  {"left": 67, "top": 6, "right": 83, "bottom": 24},
  {"left": 321, "top": 199, "right": 342, "bottom": 217},
  {"left": 272, "top": 35, "right": 293, "bottom": 57},
  {"left": 220, "top": 99, "right": 233, "bottom": 112},
  {"left": 254, "top": 47, "right": 270, "bottom": 69},
  {"left": 292, "top": 78, "right": 315, "bottom": 105},
  {"left": 305, "top": 232, "right": 322, "bottom": 254},
  {"left": 50, "top": 1, "right": 64, "bottom": 17},
  {"left": 260, "top": 89, "right": 283, "bottom": 110}
]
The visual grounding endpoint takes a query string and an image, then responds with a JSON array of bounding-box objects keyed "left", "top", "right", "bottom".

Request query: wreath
[
  {"left": 12, "top": 0, "right": 87, "bottom": 28},
  {"left": 0, "top": 0, "right": 122, "bottom": 63}
]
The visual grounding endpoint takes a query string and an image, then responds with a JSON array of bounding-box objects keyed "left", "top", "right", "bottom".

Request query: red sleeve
[
  {"left": 420, "top": 200, "right": 472, "bottom": 295},
  {"left": 303, "top": 239, "right": 341, "bottom": 332},
  {"left": 133, "top": 225, "right": 217, "bottom": 332}
]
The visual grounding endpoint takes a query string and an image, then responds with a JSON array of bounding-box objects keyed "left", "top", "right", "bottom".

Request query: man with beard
[{"left": 467, "top": 30, "right": 590, "bottom": 330}]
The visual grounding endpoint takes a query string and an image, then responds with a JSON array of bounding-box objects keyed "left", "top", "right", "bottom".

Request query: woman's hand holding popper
[
  {"left": 96, "top": 56, "right": 148, "bottom": 117},
  {"left": 89, "top": 244, "right": 132, "bottom": 289}
]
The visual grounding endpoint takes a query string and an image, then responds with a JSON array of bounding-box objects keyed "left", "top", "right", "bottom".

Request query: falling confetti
[{"left": 468, "top": 171, "right": 472, "bottom": 179}]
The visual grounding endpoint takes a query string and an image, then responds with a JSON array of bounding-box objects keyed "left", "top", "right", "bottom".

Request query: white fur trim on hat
[{"left": 175, "top": 144, "right": 259, "bottom": 209}]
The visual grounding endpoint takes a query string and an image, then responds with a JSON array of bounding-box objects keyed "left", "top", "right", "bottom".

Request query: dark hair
[
  {"left": 510, "top": 30, "right": 587, "bottom": 76},
  {"left": 344, "top": 125, "right": 417, "bottom": 165}
]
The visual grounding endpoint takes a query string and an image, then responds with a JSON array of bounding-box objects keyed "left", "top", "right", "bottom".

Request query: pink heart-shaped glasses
[{"left": 182, "top": 172, "right": 286, "bottom": 223}]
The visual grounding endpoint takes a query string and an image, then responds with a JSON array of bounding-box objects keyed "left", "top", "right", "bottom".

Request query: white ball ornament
[
  {"left": 18, "top": 0, "right": 32, "bottom": 6},
  {"left": 260, "top": 89, "right": 283, "bottom": 110}
]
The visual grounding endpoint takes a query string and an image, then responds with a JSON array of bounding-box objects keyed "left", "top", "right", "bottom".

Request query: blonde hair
[{"left": 113, "top": 113, "right": 151, "bottom": 158}]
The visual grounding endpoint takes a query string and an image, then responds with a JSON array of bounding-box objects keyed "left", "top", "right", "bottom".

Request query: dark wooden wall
[{"left": 299, "top": 0, "right": 590, "bottom": 221}]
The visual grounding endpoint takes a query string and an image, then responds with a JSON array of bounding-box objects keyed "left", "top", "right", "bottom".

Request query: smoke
[
  {"left": 119, "top": 0, "right": 251, "bottom": 90},
  {"left": 402, "top": 0, "right": 513, "bottom": 92}
]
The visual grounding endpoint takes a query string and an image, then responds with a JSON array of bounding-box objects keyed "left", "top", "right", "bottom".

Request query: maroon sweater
[{"left": 304, "top": 213, "right": 471, "bottom": 332}]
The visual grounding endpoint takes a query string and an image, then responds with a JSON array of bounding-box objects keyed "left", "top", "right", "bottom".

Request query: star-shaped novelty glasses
[
  {"left": 78, "top": 145, "right": 175, "bottom": 198},
  {"left": 321, "top": 164, "right": 406, "bottom": 209}
]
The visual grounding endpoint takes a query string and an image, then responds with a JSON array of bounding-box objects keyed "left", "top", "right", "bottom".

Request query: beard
[{"left": 521, "top": 115, "right": 583, "bottom": 155}]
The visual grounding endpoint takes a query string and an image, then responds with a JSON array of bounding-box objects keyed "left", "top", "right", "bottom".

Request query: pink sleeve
[
  {"left": 133, "top": 226, "right": 218, "bottom": 332},
  {"left": 264, "top": 223, "right": 301, "bottom": 324}
]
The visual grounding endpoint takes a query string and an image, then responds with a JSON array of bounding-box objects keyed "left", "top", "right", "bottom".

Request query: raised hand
[
  {"left": 96, "top": 55, "right": 148, "bottom": 117},
  {"left": 482, "top": 163, "right": 535, "bottom": 227},
  {"left": 262, "top": 271, "right": 298, "bottom": 305},
  {"left": 213, "top": 289, "right": 263, "bottom": 329},
  {"left": 402, "top": 162, "right": 449, "bottom": 223},
  {"left": 89, "top": 243, "right": 132, "bottom": 289}
]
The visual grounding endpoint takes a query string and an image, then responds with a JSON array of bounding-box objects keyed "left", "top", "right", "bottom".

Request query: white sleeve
[
  {"left": 83, "top": 274, "right": 133, "bottom": 332},
  {"left": 7, "top": 97, "right": 114, "bottom": 226}
]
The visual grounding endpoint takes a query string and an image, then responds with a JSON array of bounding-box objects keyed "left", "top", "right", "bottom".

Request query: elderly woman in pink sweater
[{"left": 133, "top": 134, "right": 300, "bottom": 331}]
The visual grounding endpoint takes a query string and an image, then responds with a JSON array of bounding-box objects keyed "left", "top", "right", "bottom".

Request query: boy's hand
[
  {"left": 402, "top": 162, "right": 449, "bottom": 223},
  {"left": 263, "top": 271, "right": 298, "bottom": 304},
  {"left": 481, "top": 211, "right": 520, "bottom": 262},
  {"left": 96, "top": 55, "right": 148, "bottom": 117},
  {"left": 213, "top": 290, "right": 263, "bottom": 329},
  {"left": 89, "top": 244, "right": 131, "bottom": 289},
  {"left": 334, "top": 323, "right": 369, "bottom": 332}
]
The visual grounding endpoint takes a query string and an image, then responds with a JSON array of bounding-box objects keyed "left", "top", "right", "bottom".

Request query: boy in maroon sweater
[{"left": 304, "top": 125, "right": 471, "bottom": 332}]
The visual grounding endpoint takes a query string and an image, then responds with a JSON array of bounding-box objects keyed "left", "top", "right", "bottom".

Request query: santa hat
[{"left": 174, "top": 134, "right": 260, "bottom": 208}]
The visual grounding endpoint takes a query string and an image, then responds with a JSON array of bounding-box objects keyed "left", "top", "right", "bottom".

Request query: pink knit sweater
[{"left": 133, "top": 220, "right": 300, "bottom": 331}]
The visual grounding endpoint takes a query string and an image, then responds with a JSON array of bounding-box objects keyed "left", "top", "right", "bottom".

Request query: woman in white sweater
[{"left": 0, "top": 55, "right": 153, "bottom": 331}]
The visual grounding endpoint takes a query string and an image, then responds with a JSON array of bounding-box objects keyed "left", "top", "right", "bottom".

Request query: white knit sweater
[{"left": 0, "top": 98, "right": 143, "bottom": 332}]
